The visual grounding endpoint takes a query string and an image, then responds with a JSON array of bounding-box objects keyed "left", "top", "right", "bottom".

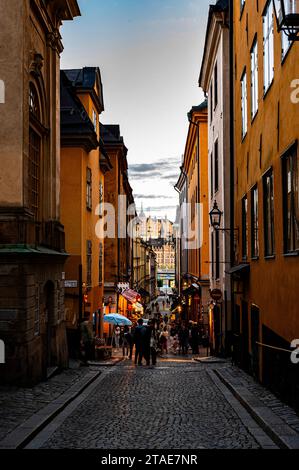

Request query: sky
[{"left": 61, "top": 0, "right": 211, "bottom": 221}]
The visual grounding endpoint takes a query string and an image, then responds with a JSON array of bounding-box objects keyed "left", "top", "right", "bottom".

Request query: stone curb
[
  {"left": 207, "top": 370, "right": 278, "bottom": 449},
  {"left": 0, "top": 367, "right": 106, "bottom": 449},
  {"left": 214, "top": 368, "right": 299, "bottom": 450}
]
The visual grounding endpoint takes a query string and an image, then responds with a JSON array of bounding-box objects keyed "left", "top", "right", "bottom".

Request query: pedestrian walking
[
  {"left": 123, "top": 326, "right": 133, "bottom": 359},
  {"left": 114, "top": 326, "right": 121, "bottom": 349},
  {"left": 148, "top": 321, "right": 158, "bottom": 366},
  {"left": 162, "top": 300, "right": 165, "bottom": 310},
  {"left": 191, "top": 324, "right": 199, "bottom": 355},
  {"left": 134, "top": 318, "right": 146, "bottom": 365},
  {"left": 178, "top": 324, "right": 189, "bottom": 356},
  {"left": 159, "top": 326, "right": 169, "bottom": 355}
]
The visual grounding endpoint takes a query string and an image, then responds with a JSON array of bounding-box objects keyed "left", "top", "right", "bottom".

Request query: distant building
[{"left": 137, "top": 211, "right": 175, "bottom": 293}]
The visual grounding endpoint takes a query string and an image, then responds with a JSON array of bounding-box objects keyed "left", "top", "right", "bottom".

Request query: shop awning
[
  {"left": 226, "top": 264, "right": 250, "bottom": 277},
  {"left": 121, "top": 289, "right": 140, "bottom": 303}
]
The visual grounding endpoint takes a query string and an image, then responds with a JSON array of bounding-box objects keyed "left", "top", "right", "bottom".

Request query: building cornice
[{"left": 199, "top": 10, "right": 229, "bottom": 92}]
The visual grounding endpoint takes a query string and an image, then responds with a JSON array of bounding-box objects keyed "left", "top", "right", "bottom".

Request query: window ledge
[
  {"left": 264, "top": 255, "right": 276, "bottom": 260},
  {"left": 283, "top": 251, "right": 299, "bottom": 258},
  {"left": 251, "top": 256, "right": 259, "bottom": 261}
]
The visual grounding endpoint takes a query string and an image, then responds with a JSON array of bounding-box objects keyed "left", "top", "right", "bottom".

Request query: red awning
[{"left": 121, "top": 289, "right": 140, "bottom": 304}]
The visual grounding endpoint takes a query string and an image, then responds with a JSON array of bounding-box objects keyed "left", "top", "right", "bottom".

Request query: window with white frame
[
  {"left": 263, "top": 1, "right": 274, "bottom": 93},
  {"left": 241, "top": 70, "right": 248, "bottom": 138},
  {"left": 251, "top": 38, "right": 259, "bottom": 118},
  {"left": 240, "top": 0, "right": 245, "bottom": 14}
]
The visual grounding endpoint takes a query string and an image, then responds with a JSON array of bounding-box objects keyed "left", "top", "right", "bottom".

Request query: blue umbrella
[{"left": 103, "top": 313, "right": 132, "bottom": 326}]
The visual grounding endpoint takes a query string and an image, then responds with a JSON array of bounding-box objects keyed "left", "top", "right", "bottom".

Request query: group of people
[{"left": 112, "top": 317, "right": 209, "bottom": 366}]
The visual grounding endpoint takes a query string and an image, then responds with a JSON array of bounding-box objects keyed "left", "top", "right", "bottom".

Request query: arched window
[
  {"left": 29, "top": 83, "right": 42, "bottom": 220},
  {"left": 29, "top": 83, "right": 41, "bottom": 120}
]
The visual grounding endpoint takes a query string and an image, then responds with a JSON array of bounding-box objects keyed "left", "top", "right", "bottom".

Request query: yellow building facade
[{"left": 233, "top": 0, "right": 299, "bottom": 407}]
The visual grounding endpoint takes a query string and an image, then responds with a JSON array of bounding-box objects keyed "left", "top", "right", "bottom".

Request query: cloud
[
  {"left": 144, "top": 205, "right": 178, "bottom": 212},
  {"left": 160, "top": 173, "right": 180, "bottom": 180},
  {"left": 134, "top": 194, "right": 173, "bottom": 199},
  {"left": 128, "top": 157, "right": 180, "bottom": 181}
]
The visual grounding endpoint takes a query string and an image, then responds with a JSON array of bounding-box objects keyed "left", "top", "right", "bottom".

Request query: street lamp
[
  {"left": 209, "top": 201, "right": 223, "bottom": 230},
  {"left": 209, "top": 200, "right": 239, "bottom": 237},
  {"left": 273, "top": 0, "right": 299, "bottom": 40}
]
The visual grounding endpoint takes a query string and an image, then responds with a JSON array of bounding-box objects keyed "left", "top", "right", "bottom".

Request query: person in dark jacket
[
  {"left": 178, "top": 324, "right": 189, "bottom": 356},
  {"left": 123, "top": 326, "right": 134, "bottom": 359},
  {"left": 191, "top": 324, "right": 199, "bottom": 355},
  {"left": 134, "top": 318, "right": 146, "bottom": 365}
]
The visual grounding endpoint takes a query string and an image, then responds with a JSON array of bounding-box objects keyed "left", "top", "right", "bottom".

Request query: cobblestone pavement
[
  {"left": 0, "top": 365, "right": 97, "bottom": 442},
  {"left": 218, "top": 364, "right": 299, "bottom": 434},
  {"left": 41, "top": 359, "right": 261, "bottom": 449}
]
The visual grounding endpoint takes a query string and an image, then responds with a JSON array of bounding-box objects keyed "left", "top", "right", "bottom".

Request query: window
[
  {"left": 251, "top": 186, "right": 259, "bottom": 258},
  {"left": 214, "top": 62, "right": 218, "bottom": 109},
  {"left": 263, "top": 1, "right": 274, "bottom": 93},
  {"left": 210, "top": 83, "right": 213, "bottom": 123},
  {"left": 251, "top": 39, "right": 259, "bottom": 118},
  {"left": 215, "top": 230, "right": 220, "bottom": 280},
  {"left": 86, "top": 167, "right": 92, "bottom": 210},
  {"left": 241, "top": 71, "right": 248, "bottom": 138},
  {"left": 211, "top": 233, "right": 215, "bottom": 279},
  {"left": 99, "top": 181, "right": 104, "bottom": 218},
  {"left": 263, "top": 169, "right": 275, "bottom": 256},
  {"left": 214, "top": 140, "right": 219, "bottom": 193},
  {"left": 34, "top": 286, "right": 40, "bottom": 336},
  {"left": 240, "top": 0, "right": 246, "bottom": 15},
  {"left": 99, "top": 242, "right": 103, "bottom": 285},
  {"left": 283, "top": 144, "right": 299, "bottom": 253},
  {"left": 87, "top": 240, "right": 92, "bottom": 287},
  {"left": 29, "top": 129, "right": 41, "bottom": 220},
  {"left": 92, "top": 109, "right": 98, "bottom": 132},
  {"left": 29, "top": 83, "right": 42, "bottom": 220},
  {"left": 242, "top": 196, "right": 248, "bottom": 259},
  {"left": 210, "top": 153, "right": 214, "bottom": 197},
  {"left": 282, "top": 31, "right": 292, "bottom": 59},
  {"left": 29, "top": 84, "right": 41, "bottom": 119}
]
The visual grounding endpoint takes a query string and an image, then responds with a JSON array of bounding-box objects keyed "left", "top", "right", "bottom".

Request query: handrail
[{"left": 256, "top": 341, "right": 292, "bottom": 354}]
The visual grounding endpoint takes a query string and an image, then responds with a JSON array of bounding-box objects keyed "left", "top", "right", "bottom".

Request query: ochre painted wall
[{"left": 234, "top": 0, "right": 299, "bottom": 350}]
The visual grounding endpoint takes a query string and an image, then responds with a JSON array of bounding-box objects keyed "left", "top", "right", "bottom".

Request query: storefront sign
[
  {"left": 210, "top": 289, "right": 222, "bottom": 301},
  {"left": 117, "top": 282, "right": 130, "bottom": 293},
  {"left": 65, "top": 280, "right": 78, "bottom": 288}
]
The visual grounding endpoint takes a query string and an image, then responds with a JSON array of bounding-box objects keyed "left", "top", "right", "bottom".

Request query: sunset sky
[{"left": 61, "top": 0, "right": 211, "bottom": 221}]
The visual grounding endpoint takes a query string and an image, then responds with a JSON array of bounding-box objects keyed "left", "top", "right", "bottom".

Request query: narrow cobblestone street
[{"left": 31, "top": 359, "right": 262, "bottom": 449}]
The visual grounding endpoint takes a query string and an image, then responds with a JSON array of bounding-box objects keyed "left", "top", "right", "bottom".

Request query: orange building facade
[{"left": 233, "top": 0, "right": 299, "bottom": 408}]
